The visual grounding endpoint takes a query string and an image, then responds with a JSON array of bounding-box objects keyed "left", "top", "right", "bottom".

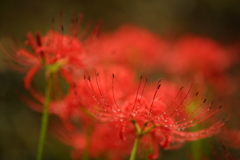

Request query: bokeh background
[{"left": 0, "top": 0, "right": 240, "bottom": 160}]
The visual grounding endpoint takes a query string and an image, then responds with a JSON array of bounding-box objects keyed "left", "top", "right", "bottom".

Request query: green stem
[
  {"left": 129, "top": 120, "right": 155, "bottom": 160},
  {"left": 191, "top": 140, "right": 201, "bottom": 160},
  {"left": 36, "top": 71, "right": 53, "bottom": 160},
  {"left": 129, "top": 135, "right": 141, "bottom": 160}
]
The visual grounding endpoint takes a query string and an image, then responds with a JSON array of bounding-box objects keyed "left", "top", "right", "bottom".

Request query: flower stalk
[
  {"left": 129, "top": 134, "right": 141, "bottom": 160},
  {"left": 129, "top": 120, "right": 154, "bottom": 160},
  {"left": 36, "top": 69, "right": 55, "bottom": 160}
]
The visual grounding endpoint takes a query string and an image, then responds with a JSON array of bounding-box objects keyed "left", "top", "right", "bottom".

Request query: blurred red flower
[
  {"left": 159, "top": 35, "right": 235, "bottom": 95},
  {"left": 94, "top": 24, "right": 167, "bottom": 71},
  {"left": 2, "top": 14, "right": 99, "bottom": 89}
]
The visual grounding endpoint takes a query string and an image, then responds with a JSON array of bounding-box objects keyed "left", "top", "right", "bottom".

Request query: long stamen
[
  {"left": 79, "top": 20, "right": 93, "bottom": 40},
  {"left": 176, "top": 106, "right": 223, "bottom": 130},
  {"left": 59, "top": 11, "right": 64, "bottom": 33},
  {"left": 132, "top": 76, "right": 143, "bottom": 113},
  {"left": 148, "top": 79, "right": 161, "bottom": 118},
  {"left": 221, "top": 141, "right": 236, "bottom": 160},
  {"left": 68, "top": 14, "right": 76, "bottom": 36},
  {"left": 83, "top": 22, "right": 100, "bottom": 48},
  {"left": 85, "top": 75, "right": 107, "bottom": 112},
  {"left": 172, "top": 92, "right": 199, "bottom": 120},
  {"left": 112, "top": 74, "right": 121, "bottom": 113},
  {"left": 168, "top": 84, "right": 192, "bottom": 117},
  {"left": 73, "top": 14, "right": 84, "bottom": 37},
  {"left": 134, "top": 77, "right": 147, "bottom": 113},
  {"left": 95, "top": 72, "right": 112, "bottom": 110},
  {"left": 175, "top": 97, "right": 205, "bottom": 124},
  {"left": 161, "top": 86, "right": 184, "bottom": 117}
]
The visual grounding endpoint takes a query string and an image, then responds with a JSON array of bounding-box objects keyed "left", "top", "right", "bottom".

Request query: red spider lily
[
  {"left": 74, "top": 70, "right": 227, "bottom": 159},
  {"left": 1, "top": 13, "right": 100, "bottom": 89},
  {"left": 94, "top": 24, "right": 167, "bottom": 71},
  {"left": 159, "top": 35, "right": 234, "bottom": 94}
]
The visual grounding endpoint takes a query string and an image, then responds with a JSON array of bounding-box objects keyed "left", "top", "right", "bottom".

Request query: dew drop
[{"left": 131, "top": 113, "right": 136, "bottom": 117}]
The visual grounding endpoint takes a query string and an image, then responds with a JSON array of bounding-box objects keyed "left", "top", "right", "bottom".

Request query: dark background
[{"left": 0, "top": 0, "right": 240, "bottom": 159}]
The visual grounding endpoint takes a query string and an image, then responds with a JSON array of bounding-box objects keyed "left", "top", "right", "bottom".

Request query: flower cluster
[
  {"left": 2, "top": 13, "right": 99, "bottom": 89},
  {"left": 2, "top": 14, "right": 238, "bottom": 160}
]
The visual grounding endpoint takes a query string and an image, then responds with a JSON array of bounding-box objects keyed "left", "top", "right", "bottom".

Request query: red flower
[
  {"left": 75, "top": 70, "right": 227, "bottom": 159},
  {"left": 159, "top": 35, "right": 234, "bottom": 94},
  {"left": 2, "top": 14, "right": 99, "bottom": 89},
  {"left": 94, "top": 24, "right": 167, "bottom": 71}
]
